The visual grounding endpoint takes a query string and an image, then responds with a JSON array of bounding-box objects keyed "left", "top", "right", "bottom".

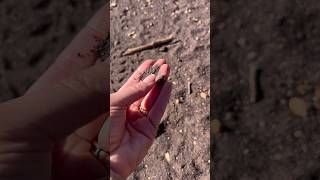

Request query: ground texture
[
  {"left": 213, "top": 0, "right": 320, "bottom": 179},
  {"left": 110, "top": 0, "right": 210, "bottom": 179}
]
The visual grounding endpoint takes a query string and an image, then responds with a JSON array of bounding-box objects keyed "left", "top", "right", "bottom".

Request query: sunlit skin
[
  {"left": 110, "top": 59, "right": 172, "bottom": 178},
  {"left": 0, "top": 4, "right": 172, "bottom": 180}
]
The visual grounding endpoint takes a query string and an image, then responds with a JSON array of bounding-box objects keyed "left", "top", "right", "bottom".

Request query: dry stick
[
  {"left": 249, "top": 63, "right": 258, "bottom": 103},
  {"left": 187, "top": 82, "right": 192, "bottom": 94},
  {"left": 123, "top": 35, "right": 175, "bottom": 56}
]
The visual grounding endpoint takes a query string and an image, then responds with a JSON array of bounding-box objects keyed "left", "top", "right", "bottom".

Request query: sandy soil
[
  {"left": 0, "top": 0, "right": 105, "bottom": 101},
  {"left": 213, "top": 0, "right": 320, "bottom": 179},
  {"left": 110, "top": 0, "right": 210, "bottom": 179}
]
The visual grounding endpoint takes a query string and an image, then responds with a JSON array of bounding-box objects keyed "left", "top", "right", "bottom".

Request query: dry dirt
[
  {"left": 213, "top": 0, "right": 320, "bottom": 179},
  {"left": 110, "top": 0, "right": 210, "bottom": 179}
]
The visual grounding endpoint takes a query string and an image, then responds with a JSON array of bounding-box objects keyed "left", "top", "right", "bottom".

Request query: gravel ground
[{"left": 110, "top": 0, "right": 210, "bottom": 179}]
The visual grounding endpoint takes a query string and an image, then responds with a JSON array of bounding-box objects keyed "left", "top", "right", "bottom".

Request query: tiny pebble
[
  {"left": 110, "top": 2, "right": 117, "bottom": 7},
  {"left": 200, "top": 92, "right": 207, "bottom": 99},
  {"left": 165, "top": 152, "right": 171, "bottom": 162},
  {"left": 289, "top": 97, "right": 308, "bottom": 117}
]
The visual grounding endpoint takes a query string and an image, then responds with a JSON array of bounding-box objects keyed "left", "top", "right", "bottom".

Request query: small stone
[
  {"left": 212, "top": 119, "right": 221, "bottom": 135},
  {"left": 159, "top": 46, "right": 169, "bottom": 52},
  {"left": 165, "top": 152, "right": 171, "bottom": 162},
  {"left": 128, "top": 31, "right": 136, "bottom": 38},
  {"left": 191, "top": 17, "right": 199, "bottom": 22},
  {"left": 289, "top": 97, "right": 308, "bottom": 117},
  {"left": 294, "top": 130, "right": 303, "bottom": 138},
  {"left": 110, "top": 1, "right": 117, "bottom": 7},
  {"left": 175, "top": 99, "right": 180, "bottom": 104},
  {"left": 200, "top": 92, "right": 207, "bottom": 99}
]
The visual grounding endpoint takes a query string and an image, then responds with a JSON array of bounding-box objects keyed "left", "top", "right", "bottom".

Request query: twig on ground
[{"left": 123, "top": 35, "right": 175, "bottom": 56}]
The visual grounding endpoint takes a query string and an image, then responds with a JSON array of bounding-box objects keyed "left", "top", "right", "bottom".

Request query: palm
[
  {"left": 109, "top": 59, "right": 172, "bottom": 177},
  {"left": 110, "top": 100, "right": 156, "bottom": 177}
]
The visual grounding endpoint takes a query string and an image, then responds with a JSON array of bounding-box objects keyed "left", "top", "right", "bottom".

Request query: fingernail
[{"left": 143, "top": 74, "right": 156, "bottom": 85}]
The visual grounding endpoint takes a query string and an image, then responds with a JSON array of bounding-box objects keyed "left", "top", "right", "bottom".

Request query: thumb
[
  {"left": 111, "top": 74, "right": 156, "bottom": 107},
  {"left": 0, "top": 63, "right": 108, "bottom": 141}
]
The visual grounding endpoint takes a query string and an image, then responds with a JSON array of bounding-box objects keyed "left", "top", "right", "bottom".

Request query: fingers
[
  {"left": 120, "top": 60, "right": 155, "bottom": 88},
  {"left": 27, "top": 5, "right": 109, "bottom": 93},
  {"left": 140, "top": 63, "right": 170, "bottom": 112},
  {"left": 111, "top": 74, "right": 156, "bottom": 107},
  {"left": 0, "top": 63, "right": 108, "bottom": 140},
  {"left": 147, "top": 82, "right": 172, "bottom": 128}
]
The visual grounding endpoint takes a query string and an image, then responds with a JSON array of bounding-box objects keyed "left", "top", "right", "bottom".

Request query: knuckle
[{"left": 133, "top": 82, "right": 147, "bottom": 97}]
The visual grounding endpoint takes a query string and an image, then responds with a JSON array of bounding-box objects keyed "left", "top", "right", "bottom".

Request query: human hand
[
  {"left": 0, "top": 5, "right": 109, "bottom": 180},
  {"left": 110, "top": 59, "right": 172, "bottom": 178}
]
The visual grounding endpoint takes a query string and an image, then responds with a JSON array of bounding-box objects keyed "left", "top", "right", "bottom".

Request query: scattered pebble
[
  {"left": 200, "top": 92, "right": 207, "bottom": 99},
  {"left": 110, "top": 1, "right": 117, "bottom": 7},
  {"left": 289, "top": 97, "right": 308, "bottom": 117},
  {"left": 191, "top": 17, "right": 199, "bottom": 22},
  {"left": 175, "top": 99, "right": 180, "bottom": 105},
  {"left": 128, "top": 31, "right": 136, "bottom": 38},
  {"left": 165, "top": 152, "right": 171, "bottom": 162}
]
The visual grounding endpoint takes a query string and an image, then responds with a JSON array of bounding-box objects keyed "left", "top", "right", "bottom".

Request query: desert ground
[
  {"left": 213, "top": 0, "right": 320, "bottom": 179},
  {"left": 111, "top": 0, "right": 210, "bottom": 179},
  {"left": 0, "top": 0, "right": 210, "bottom": 179}
]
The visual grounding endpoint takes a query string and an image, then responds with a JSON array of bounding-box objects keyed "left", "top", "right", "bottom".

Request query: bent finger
[
  {"left": 147, "top": 82, "right": 172, "bottom": 128},
  {"left": 140, "top": 64, "right": 170, "bottom": 112}
]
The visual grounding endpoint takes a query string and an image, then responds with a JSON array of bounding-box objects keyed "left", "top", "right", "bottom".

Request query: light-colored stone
[
  {"left": 200, "top": 92, "right": 207, "bottom": 99},
  {"left": 289, "top": 97, "right": 308, "bottom": 117},
  {"left": 165, "top": 152, "right": 171, "bottom": 162}
]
